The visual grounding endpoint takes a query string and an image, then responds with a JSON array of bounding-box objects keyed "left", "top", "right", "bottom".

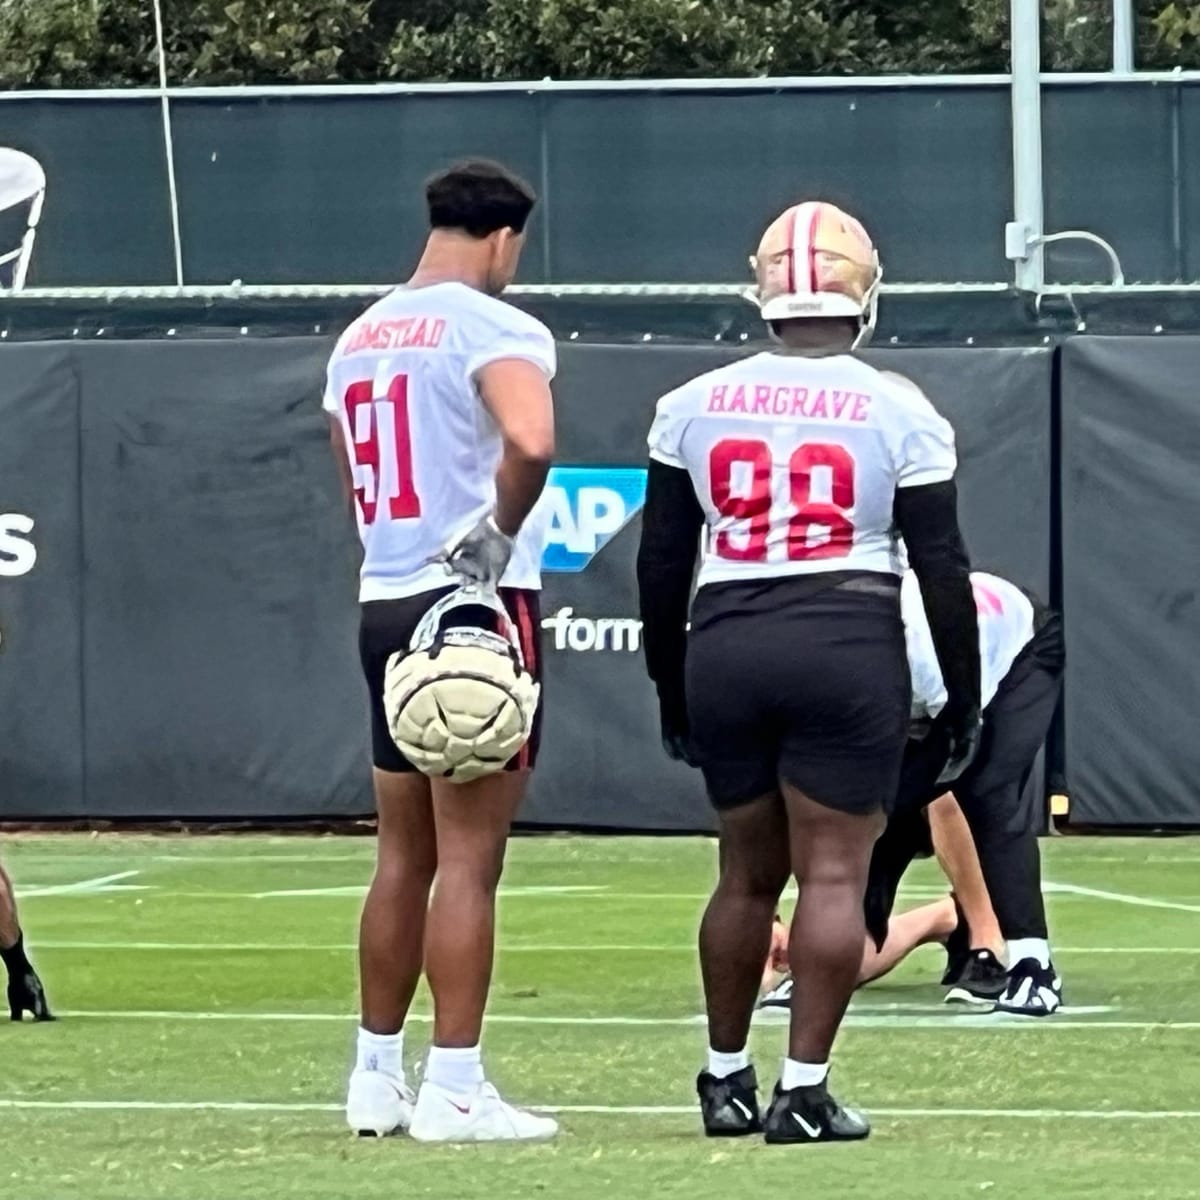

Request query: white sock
[
  {"left": 426, "top": 1044, "right": 485, "bottom": 1096},
  {"left": 707, "top": 1047, "right": 750, "bottom": 1079},
  {"left": 356, "top": 1027, "right": 403, "bottom": 1078},
  {"left": 1007, "top": 937, "right": 1051, "bottom": 969},
  {"left": 781, "top": 1058, "right": 829, "bottom": 1090}
]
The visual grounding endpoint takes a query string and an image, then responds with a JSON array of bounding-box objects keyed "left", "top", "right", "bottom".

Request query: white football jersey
[
  {"left": 904, "top": 571, "right": 1036, "bottom": 719},
  {"left": 323, "top": 283, "right": 556, "bottom": 601},
  {"left": 647, "top": 352, "right": 956, "bottom": 588}
]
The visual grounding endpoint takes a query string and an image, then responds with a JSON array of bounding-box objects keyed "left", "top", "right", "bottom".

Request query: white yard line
[
  {"left": 16, "top": 871, "right": 143, "bottom": 898},
  {"left": 1045, "top": 882, "right": 1200, "bottom": 915},
  {"left": 54, "top": 1008, "right": 1162, "bottom": 1030},
  {"left": 1, "top": 1098, "right": 1198, "bottom": 1119},
  {"left": 32, "top": 940, "right": 1200, "bottom": 954},
  {"left": 251, "top": 885, "right": 611, "bottom": 899}
]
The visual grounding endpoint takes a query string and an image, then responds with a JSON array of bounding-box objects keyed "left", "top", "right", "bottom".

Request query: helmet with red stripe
[{"left": 749, "top": 201, "right": 882, "bottom": 347}]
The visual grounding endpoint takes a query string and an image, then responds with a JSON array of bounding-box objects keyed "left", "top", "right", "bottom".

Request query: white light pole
[
  {"left": 1006, "top": 0, "right": 1045, "bottom": 293},
  {"left": 1113, "top": 0, "right": 1135, "bottom": 72}
]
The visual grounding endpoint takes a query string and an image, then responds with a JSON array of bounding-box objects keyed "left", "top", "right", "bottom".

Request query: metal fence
[{"left": 0, "top": 73, "right": 1198, "bottom": 294}]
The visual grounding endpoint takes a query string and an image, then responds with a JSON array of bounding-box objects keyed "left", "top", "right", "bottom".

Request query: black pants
[
  {"left": 686, "top": 576, "right": 910, "bottom": 814},
  {"left": 866, "top": 615, "right": 1065, "bottom": 947}
]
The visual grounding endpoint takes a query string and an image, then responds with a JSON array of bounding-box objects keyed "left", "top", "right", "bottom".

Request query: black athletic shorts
[
  {"left": 864, "top": 613, "right": 1066, "bottom": 947},
  {"left": 358, "top": 586, "right": 543, "bottom": 775},
  {"left": 685, "top": 573, "right": 910, "bottom": 814}
]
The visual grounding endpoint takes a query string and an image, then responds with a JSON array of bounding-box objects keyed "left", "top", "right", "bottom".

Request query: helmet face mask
[
  {"left": 383, "top": 587, "right": 539, "bottom": 783},
  {"left": 747, "top": 201, "right": 882, "bottom": 349}
]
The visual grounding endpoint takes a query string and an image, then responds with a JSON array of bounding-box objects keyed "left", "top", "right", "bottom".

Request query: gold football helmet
[
  {"left": 749, "top": 201, "right": 883, "bottom": 347},
  {"left": 384, "top": 587, "right": 539, "bottom": 783}
]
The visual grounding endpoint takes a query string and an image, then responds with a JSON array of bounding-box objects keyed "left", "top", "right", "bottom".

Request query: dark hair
[{"left": 425, "top": 159, "right": 537, "bottom": 237}]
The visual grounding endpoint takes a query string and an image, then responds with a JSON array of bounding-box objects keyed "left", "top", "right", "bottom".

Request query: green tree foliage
[
  {"left": 1151, "top": 2, "right": 1200, "bottom": 64},
  {"left": 1, "top": 0, "right": 1197, "bottom": 89}
]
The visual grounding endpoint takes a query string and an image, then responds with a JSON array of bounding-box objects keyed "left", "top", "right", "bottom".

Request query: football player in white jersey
[
  {"left": 636, "top": 201, "right": 981, "bottom": 1144},
  {"left": 764, "top": 570, "right": 1066, "bottom": 1017},
  {"left": 325, "top": 160, "right": 558, "bottom": 1143},
  {"left": 867, "top": 570, "right": 1065, "bottom": 1013},
  {"left": 0, "top": 857, "right": 52, "bottom": 1021}
]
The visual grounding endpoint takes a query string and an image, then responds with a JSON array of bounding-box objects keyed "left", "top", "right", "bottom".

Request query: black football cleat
[
  {"left": 8, "top": 969, "right": 54, "bottom": 1022},
  {"left": 940, "top": 897, "right": 970, "bottom": 986},
  {"left": 995, "top": 958, "right": 1062, "bottom": 1016},
  {"left": 763, "top": 1078, "right": 870, "bottom": 1145},
  {"left": 944, "top": 949, "right": 1008, "bottom": 1006},
  {"left": 697, "top": 1065, "right": 763, "bottom": 1137}
]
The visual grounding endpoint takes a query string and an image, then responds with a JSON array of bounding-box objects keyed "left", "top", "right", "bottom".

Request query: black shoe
[
  {"left": 941, "top": 897, "right": 970, "bottom": 986},
  {"left": 8, "top": 969, "right": 54, "bottom": 1022},
  {"left": 763, "top": 1078, "right": 870, "bottom": 1145},
  {"left": 944, "top": 949, "right": 1008, "bottom": 1006},
  {"left": 995, "top": 958, "right": 1062, "bottom": 1016},
  {"left": 696, "top": 1065, "right": 762, "bottom": 1137}
]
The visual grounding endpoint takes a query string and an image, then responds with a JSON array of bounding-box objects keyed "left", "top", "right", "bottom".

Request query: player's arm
[
  {"left": 895, "top": 481, "right": 979, "bottom": 779},
  {"left": 926, "top": 793, "right": 1004, "bottom": 957},
  {"left": 476, "top": 358, "right": 555, "bottom": 536},
  {"left": 444, "top": 334, "right": 556, "bottom": 587},
  {"left": 889, "top": 379, "right": 981, "bottom": 780},
  {"left": 637, "top": 459, "right": 704, "bottom": 762}
]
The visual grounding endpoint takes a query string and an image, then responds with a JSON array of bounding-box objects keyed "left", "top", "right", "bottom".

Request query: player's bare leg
[
  {"left": 359, "top": 771, "right": 438, "bottom": 1034},
  {"left": 424, "top": 770, "right": 525, "bottom": 1047},
  {"left": 0, "top": 860, "right": 19, "bottom": 948},
  {"left": 701, "top": 793, "right": 791, "bottom": 1053},
  {"left": 761, "top": 782, "right": 881, "bottom": 1144},
  {"left": 410, "top": 769, "right": 556, "bottom": 1142},
  {"left": 0, "top": 858, "right": 53, "bottom": 1022},
  {"left": 695, "top": 793, "right": 789, "bottom": 1137},
  {"left": 347, "top": 769, "right": 436, "bottom": 1135},
  {"left": 782, "top": 784, "right": 883, "bottom": 1065},
  {"left": 927, "top": 793, "right": 1003, "bottom": 957},
  {"left": 858, "top": 896, "right": 958, "bottom": 985}
]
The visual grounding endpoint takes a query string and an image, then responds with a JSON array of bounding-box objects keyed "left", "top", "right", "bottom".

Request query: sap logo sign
[
  {"left": 540, "top": 467, "right": 648, "bottom": 573},
  {"left": 0, "top": 513, "right": 36, "bottom": 578}
]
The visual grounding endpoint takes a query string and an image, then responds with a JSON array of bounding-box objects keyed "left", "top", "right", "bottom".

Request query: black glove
[
  {"left": 937, "top": 705, "right": 983, "bottom": 786},
  {"left": 656, "top": 685, "right": 697, "bottom": 767},
  {"left": 8, "top": 968, "right": 54, "bottom": 1022},
  {"left": 440, "top": 514, "right": 514, "bottom": 588}
]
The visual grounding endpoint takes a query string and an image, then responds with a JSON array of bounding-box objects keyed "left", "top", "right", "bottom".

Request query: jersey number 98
[{"left": 709, "top": 438, "right": 855, "bottom": 561}]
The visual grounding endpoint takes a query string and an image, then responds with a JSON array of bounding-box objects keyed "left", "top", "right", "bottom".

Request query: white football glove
[{"left": 441, "top": 514, "right": 514, "bottom": 587}]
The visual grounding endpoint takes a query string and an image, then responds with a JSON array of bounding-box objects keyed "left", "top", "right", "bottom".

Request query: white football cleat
[
  {"left": 759, "top": 973, "right": 793, "bottom": 1009},
  {"left": 408, "top": 1080, "right": 558, "bottom": 1143},
  {"left": 346, "top": 1068, "right": 416, "bottom": 1137}
]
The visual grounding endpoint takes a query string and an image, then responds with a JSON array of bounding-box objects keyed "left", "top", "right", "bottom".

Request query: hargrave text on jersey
[{"left": 706, "top": 384, "right": 873, "bottom": 422}]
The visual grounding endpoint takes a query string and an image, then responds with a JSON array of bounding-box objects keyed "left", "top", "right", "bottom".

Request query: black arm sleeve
[
  {"left": 894, "top": 478, "right": 981, "bottom": 721},
  {"left": 636, "top": 459, "right": 705, "bottom": 721}
]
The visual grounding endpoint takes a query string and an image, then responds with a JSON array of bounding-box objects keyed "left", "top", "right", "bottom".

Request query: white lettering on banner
[
  {"left": 544, "top": 487, "right": 628, "bottom": 555},
  {"left": 541, "top": 607, "right": 643, "bottom": 653},
  {"left": 0, "top": 514, "right": 36, "bottom": 578}
]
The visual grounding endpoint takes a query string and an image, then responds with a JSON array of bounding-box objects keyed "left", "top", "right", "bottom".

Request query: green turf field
[{"left": 3, "top": 833, "right": 1200, "bottom": 1199}]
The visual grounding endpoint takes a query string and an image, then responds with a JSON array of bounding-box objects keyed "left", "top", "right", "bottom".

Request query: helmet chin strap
[{"left": 851, "top": 270, "right": 884, "bottom": 350}]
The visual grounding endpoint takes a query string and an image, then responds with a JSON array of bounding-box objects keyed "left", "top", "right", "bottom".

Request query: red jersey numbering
[
  {"left": 709, "top": 438, "right": 856, "bottom": 563},
  {"left": 344, "top": 374, "right": 421, "bottom": 525}
]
